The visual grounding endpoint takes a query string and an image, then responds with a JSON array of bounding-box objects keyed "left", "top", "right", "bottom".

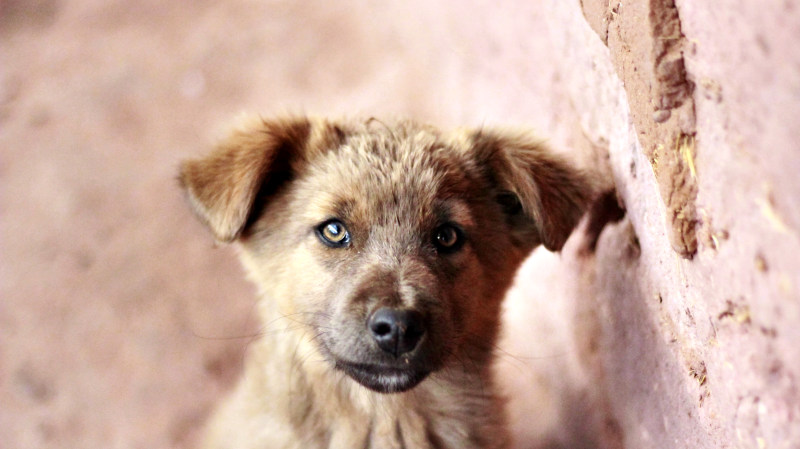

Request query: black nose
[{"left": 368, "top": 308, "right": 426, "bottom": 357}]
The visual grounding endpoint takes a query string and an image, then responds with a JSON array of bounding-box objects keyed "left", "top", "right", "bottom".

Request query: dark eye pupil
[
  {"left": 326, "top": 223, "right": 341, "bottom": 238},
  {"left": 432, "top": 224, "right": 464, "bottom": 254},
  {"left": 318, "top": 220, "right": 349, "bottom": 246},
  {"left": 436, "top": 227, "right": 458, "bottom": 247}
]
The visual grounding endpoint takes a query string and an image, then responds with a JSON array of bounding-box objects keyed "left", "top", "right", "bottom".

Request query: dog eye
[
  {"left": 433, "top": 224, "right": 464, "bottom": 253},
  {"left": 316, "top": 220, "right": 350, "bottom": 247}
]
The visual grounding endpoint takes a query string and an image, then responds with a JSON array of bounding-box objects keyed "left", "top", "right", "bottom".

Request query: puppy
[{"left": 179, "top": 116, "right": 593, "bottom": 449}]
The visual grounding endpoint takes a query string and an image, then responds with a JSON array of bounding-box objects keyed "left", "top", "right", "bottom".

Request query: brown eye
[
  {"left": 433, "top": 224, "right": 464, "bottom": 253},
  {"left": 317, "top": 220, "right": 350, "bottom": 247}
]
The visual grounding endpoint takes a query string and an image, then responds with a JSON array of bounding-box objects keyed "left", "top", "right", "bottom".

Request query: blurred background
[{"left": 2, "top": 1, "right": 799, "bottom": 448}]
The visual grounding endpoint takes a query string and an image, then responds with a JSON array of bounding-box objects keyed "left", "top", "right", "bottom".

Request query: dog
[{"left": 179, "top": 116, "right": 593, "bottom": 449}]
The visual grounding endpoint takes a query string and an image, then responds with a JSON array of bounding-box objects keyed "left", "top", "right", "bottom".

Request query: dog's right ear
[
  {"left": 179, "top": 116, "right": 340, "bottom": 242},
  {"left": 469, "top": 130, "right": 595, "bottom": 252}
]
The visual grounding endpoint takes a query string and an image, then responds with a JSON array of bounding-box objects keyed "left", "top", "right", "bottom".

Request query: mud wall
[
  {"left": 493, "top": 2, "right": 800, "bottom": 448},
  {"left": 2, "top": 1, "right": 798, "bottom": 448}
]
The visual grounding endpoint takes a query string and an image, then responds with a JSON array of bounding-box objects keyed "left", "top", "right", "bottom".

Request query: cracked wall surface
[
  {"left": 584, "top": 0, "right": 700, "bottom": 258},
  {"left": 497, "top": 1, "right": 800, "bottom": 447},
  {"left": 2, "top": 1, "right": 798, "bottom": 448}
]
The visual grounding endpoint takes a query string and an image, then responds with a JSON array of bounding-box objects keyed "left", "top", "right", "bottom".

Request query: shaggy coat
[{"left": 179, "top": 116, "right": 593, "bottom": 449}]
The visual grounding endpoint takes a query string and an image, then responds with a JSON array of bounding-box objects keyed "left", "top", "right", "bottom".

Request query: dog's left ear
[
  {"left": 471, "top": 130, "right": 595, "bottom": 251},
  {"left": 179, "top": 116, "right": 341, "bottom": 242}
]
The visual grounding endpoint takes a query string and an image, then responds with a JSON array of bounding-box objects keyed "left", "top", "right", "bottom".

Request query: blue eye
[{"left": 316, "top": 220, "right": 350, "bottom": 247}]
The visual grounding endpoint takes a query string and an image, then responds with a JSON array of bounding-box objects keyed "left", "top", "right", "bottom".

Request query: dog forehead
[{"left": 299, "top": 127, "right": 474, "bottom": 226}]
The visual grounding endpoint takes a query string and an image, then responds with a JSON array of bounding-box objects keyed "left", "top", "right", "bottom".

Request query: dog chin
[{"left": 335, "top": 360, "right": 430, "bottom": 393}]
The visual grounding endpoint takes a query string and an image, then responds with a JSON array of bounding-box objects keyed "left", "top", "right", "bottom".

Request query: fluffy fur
[{"left": 179, "top": 116, "right": 594, "bottom": 449}]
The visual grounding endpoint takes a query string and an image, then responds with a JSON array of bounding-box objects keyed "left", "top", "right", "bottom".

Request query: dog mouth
[{"left": 334, "top": 360, "right": 430, "bottom": 393}]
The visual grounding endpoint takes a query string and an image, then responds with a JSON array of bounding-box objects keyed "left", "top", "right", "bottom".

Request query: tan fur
[{"left": 179, "top": 116, "right": 594, "bottom": 449}]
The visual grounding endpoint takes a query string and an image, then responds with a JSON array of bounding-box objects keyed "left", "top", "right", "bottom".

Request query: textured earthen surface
[
  {"left": 585, "top": 0, "right": 699, "bottom": 258},
  {"left": 2, "top": 1, "right": 798, "bottom": 448}
]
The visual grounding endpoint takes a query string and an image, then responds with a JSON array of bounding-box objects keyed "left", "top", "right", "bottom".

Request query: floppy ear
[
  {"left": 178, "top": 116, "right": 318, "bottom": 242},
  {"left": 471, "top": 130, "right": 595, "bottom": 251}
]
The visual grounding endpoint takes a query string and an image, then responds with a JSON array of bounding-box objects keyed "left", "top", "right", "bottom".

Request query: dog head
[{"left": 180, "top": 116, "right": 593, "bottom": 393}]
